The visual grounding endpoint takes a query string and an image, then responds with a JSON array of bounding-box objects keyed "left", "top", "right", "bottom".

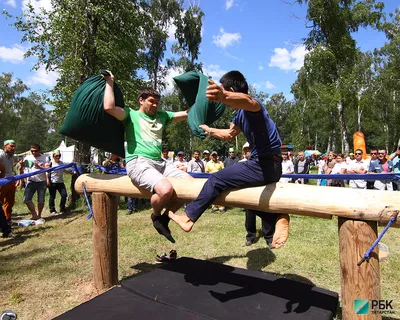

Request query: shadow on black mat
[{"left": 123, "top": 257, "right": 338, "bottom": 319}]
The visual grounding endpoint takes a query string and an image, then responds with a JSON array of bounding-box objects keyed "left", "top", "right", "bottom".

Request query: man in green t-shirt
[{"left": 103, "top": 71, "right": 192, "bottom": 243}]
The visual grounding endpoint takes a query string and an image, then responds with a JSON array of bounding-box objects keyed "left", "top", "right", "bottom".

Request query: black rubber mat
[{"left": 57, "top": 257, "right": 338, "bottom": 319}]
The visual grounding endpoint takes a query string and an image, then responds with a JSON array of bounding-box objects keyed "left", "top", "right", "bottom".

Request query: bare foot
[
  {"left": 271, "top": 214, "right": 290, "bottom": 249},
  {"left": 168, "top": 212, "right": 194, "bottom": 232}
]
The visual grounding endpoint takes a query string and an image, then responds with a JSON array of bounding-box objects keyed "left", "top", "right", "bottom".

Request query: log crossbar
[
  {"left": 75, "top": 174, "right": 400, "bottom": 227},
  {"left": 76, "top": 173, "right": 399, "bottom": 320}
]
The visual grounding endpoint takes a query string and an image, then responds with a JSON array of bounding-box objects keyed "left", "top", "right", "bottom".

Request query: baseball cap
[
  {"left": 177, "top": 151, "right": 184, "bottom": 155},
  {"left": 229, "top": 147, "right": 235, "bottom": 152},
  {"left": 211, "top": 151, "right": 218, "bottom": 155},
  {"left": 349, "top": 152, "right": 354, "bottom": 156},
  {"left": 242, "top": 142, "right": 249, "bottom": 149},
  {"left": 203, "top": 150, "right": 210, "bottom": 154}
]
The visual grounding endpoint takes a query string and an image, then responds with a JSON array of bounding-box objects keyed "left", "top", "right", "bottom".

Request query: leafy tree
[{"left": 296, "top": 0, "right": 385, "bottom": 154}]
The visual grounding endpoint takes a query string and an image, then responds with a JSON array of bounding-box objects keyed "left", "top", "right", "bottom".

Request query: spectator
[
  {"left": 202, "top": 150, "right": 210, "bottom": 163},
  {"left": 0, "top": 161, "right": 16, "bottom": 238},
  {"left": 15, "top": 158, "right": 25, "bottom": 190},
  {"left": 370, "top": 149, "right": 394, "bottom": 191},
  {"left": 292, "top": 151, "right": 309, "bottom": 184},
  {"left": 47, "top": 150, "right": 69, "bottom": 215},
  {"left": 366, "top": 148, "right": 378, "bottom": 189},
  {"left": 102, "top": 153, "right": 123, "bottom": 171},
  {"left": 0, "top": 140, "right": 17, "bottom": 223},
  {"left": 328, "top": 153, "right": 347, "bottom": 187},
  {"left": 23, "top": 144, "right": 51, "bottom": 220},
  {"left": 316, "top": 155, "right": 326, "bottom": 186},
  {"left": 279, "top": 151, "right": 294, "bottom": 183},
  {"left": 161, "top": 146, "right": 173, "bottom": 165},
  {"left": 187, "top": 150, "right": 206, "bottom": 173},
  {"left": 175, "top": 151, "right": 188, "bottom": 172},
  {"left": 239, "top": 142, "right": 251, "bottom": 163},
  {"left": 345, "top": 152, "right": 355, "bottom": 165},
  {"left": 389, "top": 147, "right": 400, "bottom": 191},
  {"left": 224, "top": 147, "right": 239, "bottom": 167},
  {"left": 205, "top": 151, "right": 225, "bottom": 212},
  {"left": 347, "top": 149, "right": 368, "bottom": 189}
]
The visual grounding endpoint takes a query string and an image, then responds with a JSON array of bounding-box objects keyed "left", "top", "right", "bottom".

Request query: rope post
[
  {"left": 92, "top": 192, "right": 118, "bottom": 290},
  {"left": 338, "top": 218, "right": 381, "bottom": 320}
]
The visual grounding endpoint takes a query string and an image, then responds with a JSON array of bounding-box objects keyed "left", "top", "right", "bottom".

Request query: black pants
[
  {"left": 0, "top": 205, "right": 11, "bottom": 237},
  {"left": 245, "top": 209, "right": 276, "bottom": 245},
  {"left": 48, "top": 182, "right": 67, "bottom": 212}
]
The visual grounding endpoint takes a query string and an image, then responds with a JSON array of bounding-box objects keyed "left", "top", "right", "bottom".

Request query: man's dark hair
[
  {"left": 139, "top": 88, "right": 161, "bottom": 101},
  {"left": 220, "top": 71, "right": 249, "bottom": 94},
  {"left": 30, "top": 144, "right": 41, "bottom": 151},
  {"left": 193, "top": 150, "right": 200, "bottom": 154}
]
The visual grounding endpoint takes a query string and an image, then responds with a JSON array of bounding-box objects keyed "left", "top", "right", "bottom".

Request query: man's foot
[
  {"left": 2, "top": 232, "right": 18, "bottom": 239},
  {"left": 211, "top": 206, "right": 218, "bottom": 212},
  {"left": 271, "top": 214, "right": 290, "bottom": 249},
  {"left": 127, "top": 209, "right": 136, "bottom": 215},
  {"left": 219, "top": 208, "right": 226, "bottom": 213},
  {"left": 245, "top": 239, "right": 255, "bottom": 246},
  {"left": 168, "top": 212, "right": 194, "bottom": 232},
  {"left": 151, "top": 213, "right": 175, "bottom": 243}
]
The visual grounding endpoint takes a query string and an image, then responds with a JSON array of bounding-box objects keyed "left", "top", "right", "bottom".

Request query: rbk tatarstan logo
[{"left": 354, "top": 300, "right": 369, "bottom": 315}]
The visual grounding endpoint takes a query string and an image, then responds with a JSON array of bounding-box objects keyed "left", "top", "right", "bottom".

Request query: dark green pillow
[
  {"left": 60, "top": 73, "right": 125, "bottom": 157},
  {"left": 174, "top": 71, "right": 226, "bottom": 139}
]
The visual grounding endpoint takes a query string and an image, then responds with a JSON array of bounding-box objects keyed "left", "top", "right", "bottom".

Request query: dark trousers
[
  {"left": 48, "top": 182, "right": 67, "bottom": 212},
  {"left": 0, "top": 205, "right": 11, "bottom": 237},
  {"left": 245, "top": 209, "right": 276, "bottom": 245},
  {"left": 185, "top": 157, "right": 281, "bottom": 223},
  {"left": 127, "top": 197, "right": 138, "bottom": 211}
]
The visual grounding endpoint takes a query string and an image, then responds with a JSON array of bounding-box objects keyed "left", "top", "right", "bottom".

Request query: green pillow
[
  {"left": 174, "top": 71, "right": 226, "bottom": 139},
  {"left": 60, "top": 73, "right": 125, "bottom": 157}
]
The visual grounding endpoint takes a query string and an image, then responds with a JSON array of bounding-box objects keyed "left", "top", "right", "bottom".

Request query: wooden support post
[
  {"left": 338, "top": 218, "right": 381, "bottom": 320},
  {"left": 92, "top": 192, "right": 118, "bottom": 290}
]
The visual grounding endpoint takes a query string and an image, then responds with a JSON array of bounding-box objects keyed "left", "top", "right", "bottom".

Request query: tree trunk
[{"left": 337, "top": 100, "right": 349, "bottom": 155}]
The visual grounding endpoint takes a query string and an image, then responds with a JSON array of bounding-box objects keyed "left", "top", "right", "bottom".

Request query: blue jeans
[
  {"left": 185, "top": 157, "right": 282, "bottom": 223},
  {"left": 23, "top": 181, "right": 47, "bottom": 204},
  {"left": 127, "top": 197, "right": 138, "bottom": 211}
]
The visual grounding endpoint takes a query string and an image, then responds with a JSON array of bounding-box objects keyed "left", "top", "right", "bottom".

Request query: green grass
[{"left": 0, "top": 174, "right": 399, "bottom": 319}]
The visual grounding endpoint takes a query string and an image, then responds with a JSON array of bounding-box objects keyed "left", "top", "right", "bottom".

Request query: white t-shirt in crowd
[
  {"left": 280, "top": 159, "right": 294, "bottom": 183},
  {"left": 24, "top": 154, "right": 50, "bottom": 182},
  {"left": 348, "top": 159, "right": 369, "bottom": 189}
]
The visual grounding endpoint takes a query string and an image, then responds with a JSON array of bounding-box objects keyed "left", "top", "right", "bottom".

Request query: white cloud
[
  {"left": 226, "top": 0, "right": 234, "bottom": 10},
  {"left": 268, "top": 45, "right": 308, "bottom": 71},
  {"left": 265, "top": 81, "right": 276, "bottom": 89},
  {"left": 22, "top": 0, "right": 53, "bottom": 13},
  {"left": 258, "top": 65, "right": 264, "bottom": 71},
  {"left": 252, "top": 83, "right": 261, "bottom": 90},
  {"left": 163, "top": 67, "right": 184, "bottom": 94},
  {"left": 203, "top": 64, "right": 227, "bottom": 83},
  {"left": 0, "top": 45, "right": 26, "bottom": 64},
  {"left": 213, "top": 28, "right": 241, "bottom": 48},
  {"left": 167, "top": 22, "right": 177, "bottom": 42},
  {"left": 5, "top": 0, "right": 16, "bottom": 8},
  {"left": 27, "top": 66, "right": 59, "bottom": 87}
]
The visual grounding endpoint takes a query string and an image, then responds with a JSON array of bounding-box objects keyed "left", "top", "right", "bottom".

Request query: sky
[{"left": 0, "top": 0, "right": 399, "bottom": 103}]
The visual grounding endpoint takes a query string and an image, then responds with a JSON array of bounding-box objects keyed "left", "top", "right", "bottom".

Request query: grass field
[{"left": 0, "top": 175, "right": 399, "bottom": 319}]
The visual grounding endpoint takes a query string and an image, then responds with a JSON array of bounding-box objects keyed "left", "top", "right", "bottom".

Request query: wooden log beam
[
  {"left": 75, "top": 174, "right": 400, "bottom": 227},
  {"left": 92, "top": 192, "right": 118, "bottom": 290},
  {"left": 339, "top": 218, "right": 381, "bottom": 320}
]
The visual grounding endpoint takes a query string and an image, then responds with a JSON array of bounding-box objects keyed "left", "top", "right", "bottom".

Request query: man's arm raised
[
  {"left": 103, "top": 71, "right": 126, "bottom": 121},
  {"left": 206, "top": 79, "right": 260, "bottom": 112}
]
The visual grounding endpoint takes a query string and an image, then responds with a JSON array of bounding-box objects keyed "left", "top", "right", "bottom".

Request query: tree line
[{"left": 1, "top": 0, "right": 399, "bottom": 158}]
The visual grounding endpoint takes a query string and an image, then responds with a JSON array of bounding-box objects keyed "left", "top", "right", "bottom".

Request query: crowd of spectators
[{"left": 1, "top": 138, "right": 399, "bottom": 239}]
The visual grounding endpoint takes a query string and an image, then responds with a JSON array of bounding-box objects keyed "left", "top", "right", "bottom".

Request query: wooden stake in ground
[
  {"left": 92, "top": 192, "right": 118, "bottom": 290},
  {"left": 339, "top": 218, "right": 380, "bottom": 320}
]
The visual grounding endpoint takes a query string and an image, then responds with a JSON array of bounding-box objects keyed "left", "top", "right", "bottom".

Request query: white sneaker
[{"left": 50, "top": 211, "right": 58, "bottom": 215}]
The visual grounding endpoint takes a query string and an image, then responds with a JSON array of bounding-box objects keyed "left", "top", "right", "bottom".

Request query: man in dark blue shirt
[{"left": 169, "top": 71, "right": 290, "bottom": 249}]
